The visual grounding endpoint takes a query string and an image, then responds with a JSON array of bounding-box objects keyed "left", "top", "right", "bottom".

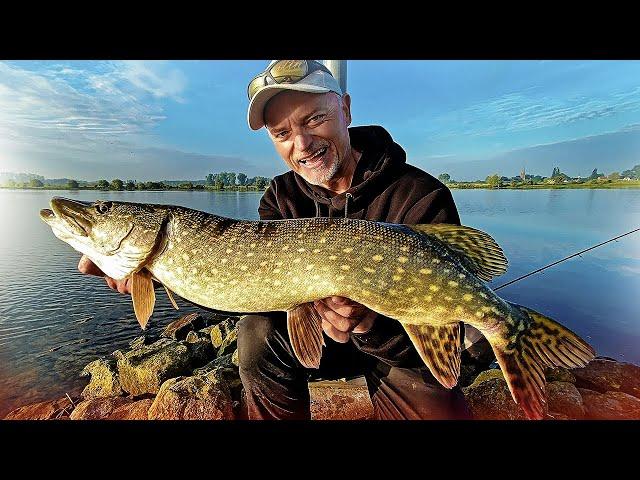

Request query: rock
[
  {"left": 129, "top": 335, "right": 159, "bottom": 350},
  {"left": 458, "top": 363, "right": 483, "bottom": 388},
  {"left": 546, "top": 412, "right": 571, "bottom": 420},
  {"left": 209, "top": 318, "right": 237, "bottom": 349},
  {"left": 192, "top": 354, "right": 242, "bottom": 390},
  {"left": 578, "top": 388, "right": 640, "bottom": 420},
  {"left": 462, "top": 369, "right": 529, "bottom": 420},
  {"left": 70, "top": 397, "right": 134, "bottom": 420},
  {"left": 546, "top": 381, "right": 584, "bottom": 419},
  {"left": 80, "top": 358, "right": 124, "bottom": 399},
  {"left": 4, "top": 396, "right": 78, "bottom": 420},
  {"left": 545, "top": 367, "right": 576, "bottom": 384},
  {"left": 217, "top": 327, "right": 238, "bottom": 358},
  {"left": 572, "top": 358, "right": 640, "bottom": 398},
  {"left": 231, "top": 349, "right": 239, "bottom": 367},
  {"left": 114, "top": 338, "right": 214, "bottom": 396},
  {"left": 161, "top": 312, "right": 207, "bottom": 340},
  {"left": 309, "top": 377, "right": 374, "bottom": 420},
  {"left": 108, "top": 399, "right": 154, "bottom": 420},
  {"left": 147, "top": 370, "right": 235, "bottom": 420}
]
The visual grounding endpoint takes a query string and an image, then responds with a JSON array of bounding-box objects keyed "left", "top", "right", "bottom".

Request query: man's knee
[{"left": 237, "top": 314, "right": 281, "bottom": 374}]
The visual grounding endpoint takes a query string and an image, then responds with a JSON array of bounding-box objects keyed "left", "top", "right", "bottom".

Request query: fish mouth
[{"left": 41, "top": 197, "right": 94, "bottom": 237}]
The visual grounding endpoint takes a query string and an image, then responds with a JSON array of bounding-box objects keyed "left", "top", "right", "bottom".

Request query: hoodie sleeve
[
  {"left": 258, "top": 181, "right": 284, "bottom": 220},
  {"left": 350, "top": 186, "right": 466, "bottom": 365}
]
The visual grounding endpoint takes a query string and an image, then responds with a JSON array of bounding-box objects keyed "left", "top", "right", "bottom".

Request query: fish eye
[{"left": 95, "top": 202, "right": 112, "bottom": 214}]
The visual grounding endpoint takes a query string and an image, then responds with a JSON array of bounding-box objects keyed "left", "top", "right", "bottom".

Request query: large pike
[{"left": 40, "top": 197, "right": 595, "bottom": 419}]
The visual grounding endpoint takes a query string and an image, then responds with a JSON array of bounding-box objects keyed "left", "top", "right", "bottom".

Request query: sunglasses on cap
[{"left": 247, "top": 60, "right": 334, "bottom": 101}]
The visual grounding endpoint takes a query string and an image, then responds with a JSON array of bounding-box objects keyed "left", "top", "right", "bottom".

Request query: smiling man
[{"left": 238, "top": 59, "right": 489, "bottom": 420}]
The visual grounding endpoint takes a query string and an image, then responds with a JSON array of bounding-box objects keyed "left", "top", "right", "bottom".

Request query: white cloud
[{"left": 0, "top": 61, "right": 241, "bottom": 180}]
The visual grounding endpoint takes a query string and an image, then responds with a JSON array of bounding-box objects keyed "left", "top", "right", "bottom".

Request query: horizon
[{"left": 1, "top": 60, "right": 639, "bottom": 182}]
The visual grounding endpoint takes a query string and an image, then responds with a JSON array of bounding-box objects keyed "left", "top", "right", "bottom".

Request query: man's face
[{"left": 263, "top": 91, "right": 352, "bottom": 188}]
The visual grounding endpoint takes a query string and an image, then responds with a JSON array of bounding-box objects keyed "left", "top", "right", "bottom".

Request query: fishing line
[{"left": 493, "top": 227, "right": 640, "bottom": 291}]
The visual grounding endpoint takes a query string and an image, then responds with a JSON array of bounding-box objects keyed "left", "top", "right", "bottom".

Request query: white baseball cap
[{"left": 247, "top": 59, "right": 343, "bottom": 130}]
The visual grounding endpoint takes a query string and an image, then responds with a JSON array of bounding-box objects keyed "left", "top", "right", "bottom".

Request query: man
[{"left": 79, "top": 60, "right": 490, "bottom": 420}]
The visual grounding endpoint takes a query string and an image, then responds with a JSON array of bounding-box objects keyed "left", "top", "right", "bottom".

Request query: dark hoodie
[{"left": 258, "top": 125, "right": 462, "bottom": 366}]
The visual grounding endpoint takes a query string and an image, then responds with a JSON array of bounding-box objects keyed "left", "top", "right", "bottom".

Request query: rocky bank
[{"left": 5, "top": 312, "right": 640, "bottom": 420}]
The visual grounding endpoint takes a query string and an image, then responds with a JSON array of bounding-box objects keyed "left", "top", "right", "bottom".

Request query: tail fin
[{"left": 490, "top": 303, "right": 596, "bottom": 420}]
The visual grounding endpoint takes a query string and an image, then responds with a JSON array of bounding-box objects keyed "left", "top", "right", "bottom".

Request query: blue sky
[{"left": 1, "top": 60, "right": 639, "bottom": 181}]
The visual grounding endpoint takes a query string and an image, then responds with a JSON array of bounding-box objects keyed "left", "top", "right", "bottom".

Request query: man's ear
[{"left": 341, "top": 93, "right": 352, "bottom": 126}]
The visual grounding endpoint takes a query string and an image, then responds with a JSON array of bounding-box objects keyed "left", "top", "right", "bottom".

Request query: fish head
[{"left": 40, "top": 197, "right": 169, "bottom": 280}]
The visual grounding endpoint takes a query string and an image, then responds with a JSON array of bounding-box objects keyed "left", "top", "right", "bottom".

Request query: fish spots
[
  {"left": 259, "top": 261, "right": 268, "bottom": 267},
  {"left": 240, "top": 265, "right": 248, "bottom": 271},
  {"left": 463, "top": 294, "right": 473, "bottom": 302},
  {"left": 444, "top": 296, "right": 452, "bottom": 301},
  {"left": 340, "top": 265, "right": 351, "bottom": 270},
  {"left": 454, "top": 305, "right": 464, "bottom": 313},
  {"left": 400, "top": 245, "right": 409, "bottom": 252},
  {"left": 336, "top": 275, "right": 345, "bottom": 281},
  {"left": 246, "top": 252, "right": 254, "bottom": 257},
  {"left": 392, "top": 275, "right": 402, "bottom": 281},
  {"left": 305, "top": 264, "right": 315, "bottom": 270},
  {"left": 272, "top": 268, "right": 281, "bottom": 274},
  {"left": 397, "top": 256, "right": 408, "bottom": 263},
  {"left": 372, "top": 254, "right": 384, "bottom": 262},
  {"left": 458, "top": 273, "right": 466, "bottom": 279},
  {"left": 250, "top": 243, "right": 256, "bottom": 248},
  {"left": 479, "top": 292, "right": 488, "bottom": 299},
  {"left": 396, "top": 267, "right": 405, "bottom": 274},
  {"left": 420, "top": 268, "right": 432, "bottom": 275},
  {"left": 329, "top": 255, "right": 338, "bottom": 261},
  {"left": 319, "top": 238, "right": 327, "bottom": 244},
  {"left": 363, "top": 278, "right": 371, "bottom": 285},
  {"left": 424, "top": 295, "right": 433, "bottom": 302},
  {"left": 405, "top": 287, "right": 416, "bottom": 294},
  {"left": 342, "top": 247, "right": 353, "bottom": 253},
  {"left": 226, "top": 249, "right": 233, "bottom": 254},
  {"left": 273, "top": 280, "right": 281, "bottom": 286},
  {"left": 363, "top": 267, "right": 375, "bottom": 273},
  {"left": 429, "top": 285, "right": 440, "bottom": 292},
  {"left": 431, "top": 258, "right": 441, "bottom": 264},
  {"left": 448, "top": 281, "right": 458, "bottom": 288},
  {"left": 389, "top": 289, "right": 399, "bottom": 296},
  {"left": 191, "top": 268, "right": 198, "bottom": 274},
  {"left": 297, "top": 248, "right": 305, "bottom": 253},
  {"left": 361, "top": 290, "right": 372, "bottom": 297},
  {"left": 182, "top": 253, "right": 190, "bottom": 261},
  {"left": 313, "top": 249, "right": 321, "bottom": 253},
  {"left": 211, "top": 268, "right": 219, "bottom": 274},
  {"left": 293, "top": 258, "right": 301, "bottom": 264},
  {"left": 168, "top": 258, "right": 174, "bottom": 265},
  {"left": 481, "top": 306, "right": 491, "bottom": 313},
  {"left": 266, "top": 241, "right": 272, "bottom": 247}
]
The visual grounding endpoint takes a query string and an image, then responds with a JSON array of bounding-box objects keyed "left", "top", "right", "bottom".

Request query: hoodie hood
[{"left": 291, "top": 125, "right": 407, "bottom": 215}]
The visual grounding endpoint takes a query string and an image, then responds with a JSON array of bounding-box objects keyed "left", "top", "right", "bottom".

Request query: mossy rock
[{"left": 80, "top": 357, "right": 124, "bottom": 399}]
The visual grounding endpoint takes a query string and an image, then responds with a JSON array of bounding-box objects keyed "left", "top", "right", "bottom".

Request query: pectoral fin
[
  {"left": 287, "top": 302, "right": 325, "bottom": 369},
  {"left": 131, "top": 269, "right": 156, "bottom": 330},
  {"left": 402, "top": 323, "right": 461, "bottom": 389}
]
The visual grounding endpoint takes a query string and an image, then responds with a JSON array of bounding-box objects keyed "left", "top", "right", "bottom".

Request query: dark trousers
[{"left": 237, "top": 313, "right": 472, "bottom": 420}]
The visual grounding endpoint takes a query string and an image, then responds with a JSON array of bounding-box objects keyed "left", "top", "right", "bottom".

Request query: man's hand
[
  {"left": 77, "top": 255, "right": 132, "bottom": 295},
  {"left": 313, "top": 296, "right": 377, "bottom": 343}
]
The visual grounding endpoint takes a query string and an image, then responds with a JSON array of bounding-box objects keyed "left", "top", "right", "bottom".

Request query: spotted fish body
[{"left": 40, "top": 198, "right": 596, "bottom": 420}]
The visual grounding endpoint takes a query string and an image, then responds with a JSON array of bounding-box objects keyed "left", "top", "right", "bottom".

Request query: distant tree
[
  {"left": 486, "top": 174, "right": 501, "bottom": 188},
  {"left": 621, "top": 165, "right": 640, "bottom": 179},
  {"left": 136, "top": 182, "right": 147, "bottom": 190},
  {"left": 254, "top": 177, "right": 268, "bottom": 189},
  {"left": 125, "top": 180, "right": 136, "bottom": 190},
  {"left": 205, "top": 173, "right": 214, "bottom": 186},
  {"left": 215, "top": 179, "right": 224, "bottom": 190},
  {"left": 96, "top": 179, "right": 110, "bottom": 190},
  {"left": 228, "top": 173, "right": 237, "bottom": 186},
  {"left": 438, "top": 173, "right": 451, "bottom": 184},
  {"left": 110, "top": 179, "right": 124, "bottom": 190},
  {"left": 194, "top": 184, "right": 205, "bottom": 190},
  {"left": 608, "top": 172, "right": 620, "bottom": 181},
  {"left": 551, "top": 167, "right": 560, "bottom": 178},
  {"left": 6, "top": 179, "right": 16, "bottom": 188},
  {"left": 179, "top": 182, "right": 194, "bottom": 189},
  {"left": 29, "top": 179, "right": 44, "bottom": 188},
  {"left": 237, "top": 172, "right": 247, "bottom": 186},
  {"left": 68, "top": 179, "right": 79, "bottom": 189}
]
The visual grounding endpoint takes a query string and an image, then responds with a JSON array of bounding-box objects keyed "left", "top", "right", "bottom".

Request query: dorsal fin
[{"left": 407, "top": 224, "right": 508, "bottom": 281}]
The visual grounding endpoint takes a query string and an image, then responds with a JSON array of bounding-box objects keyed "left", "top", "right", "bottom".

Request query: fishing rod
[{"left": 493, "top": 227, "right": 640, "bottom": 291}]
